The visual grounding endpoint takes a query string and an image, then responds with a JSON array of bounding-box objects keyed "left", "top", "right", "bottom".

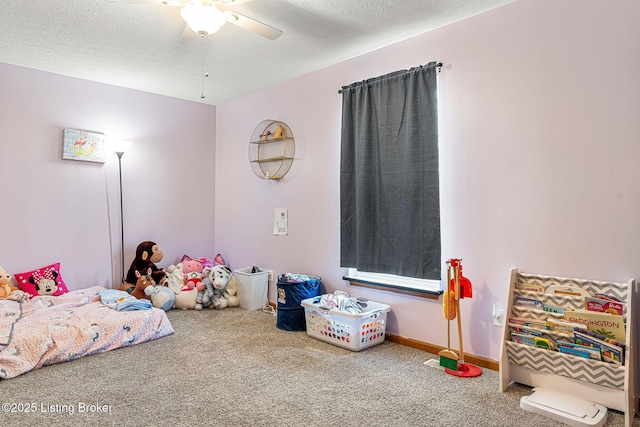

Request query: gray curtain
[{"left": 340, "top": 62, "right": 440, "bottom": 280}]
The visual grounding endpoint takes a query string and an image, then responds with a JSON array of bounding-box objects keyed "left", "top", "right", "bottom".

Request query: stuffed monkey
[{"left": 124, "top": 241, "right": 166, "bottom": 287}]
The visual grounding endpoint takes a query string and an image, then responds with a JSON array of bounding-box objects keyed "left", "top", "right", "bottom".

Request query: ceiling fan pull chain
[{"left": 200, "top": 35, "right": 209, "bottom": 99}]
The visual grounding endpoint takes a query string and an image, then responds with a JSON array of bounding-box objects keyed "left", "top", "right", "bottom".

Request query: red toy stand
[
  {"left": 445, "top": 362, "right": 482, "bottom": 378},
  {"left": 439, "top": 259, "right": 482, "bottom": 378}
]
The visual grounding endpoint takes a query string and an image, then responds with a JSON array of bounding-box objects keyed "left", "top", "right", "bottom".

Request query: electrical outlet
[{"left": 492, "top": 304, "right": 504, "bottom": 327}]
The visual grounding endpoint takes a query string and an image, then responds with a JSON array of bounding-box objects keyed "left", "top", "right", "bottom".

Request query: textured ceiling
[{"left": 0, "top": 0, "right": 514, "bottom": 105}]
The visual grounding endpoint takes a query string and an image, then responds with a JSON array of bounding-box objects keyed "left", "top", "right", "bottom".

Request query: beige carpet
[{"left": 0, "top": 307, "right": 636, "bottom": 426}]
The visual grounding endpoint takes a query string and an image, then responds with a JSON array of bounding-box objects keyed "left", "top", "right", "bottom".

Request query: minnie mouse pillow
[{"left": 14, "top": 262, "right": 69, "bottom": 297}]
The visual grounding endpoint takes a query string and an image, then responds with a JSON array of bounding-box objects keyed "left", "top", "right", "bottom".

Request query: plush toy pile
[
  {"left": 121, "top": 245, "right": 239, "bottom": 311},
  {"left": 2, "top": 242, "right": 240, "bottom": 313}
]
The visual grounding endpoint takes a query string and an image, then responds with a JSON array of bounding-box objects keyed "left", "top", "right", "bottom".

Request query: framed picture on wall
[{"left": 61, "top": 129, "right": 106, "bottom": 163}]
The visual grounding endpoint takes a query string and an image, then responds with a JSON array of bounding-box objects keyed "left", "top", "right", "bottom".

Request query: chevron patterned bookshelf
[{"left": 499, "top": 268, "right": 637, "bottom": 427}]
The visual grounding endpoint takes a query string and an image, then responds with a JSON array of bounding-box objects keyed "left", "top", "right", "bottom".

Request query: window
[
  {"left": 339, "top": 62, "right": 442, "bottom": 295},
  {"left": 345, "top": 268, "right": 441, "bottom": 296}
]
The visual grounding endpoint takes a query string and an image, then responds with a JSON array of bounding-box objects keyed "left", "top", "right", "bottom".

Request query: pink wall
[
  {"left": 0, "top": 64, "right": 217, "bottom": 290},
  {"left": 215, "top": 0, "right": 640, "bottom": 361}
]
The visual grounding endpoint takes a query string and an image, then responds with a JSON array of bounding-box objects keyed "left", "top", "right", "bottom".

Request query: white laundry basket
[{"left": 301, "top": 296, "right": 390, "bottom": 351}]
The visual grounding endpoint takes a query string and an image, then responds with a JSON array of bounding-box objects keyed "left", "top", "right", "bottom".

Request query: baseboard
[{"left": 385, "top": 333, "right": 500, "bottom": 371}]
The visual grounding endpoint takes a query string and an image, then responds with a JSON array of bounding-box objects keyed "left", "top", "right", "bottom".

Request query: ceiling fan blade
[{"left": 223, "top": 11, "right": 282, "bottom": 40}]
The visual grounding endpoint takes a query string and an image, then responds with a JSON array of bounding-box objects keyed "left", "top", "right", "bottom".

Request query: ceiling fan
[{"left": 109, "top": 0, "right": 283, "bottom": 40}]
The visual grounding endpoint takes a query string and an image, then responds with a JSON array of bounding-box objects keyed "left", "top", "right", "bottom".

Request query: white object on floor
[
  {"left": 234, "top": 267, "right": 269, "bottom": 310},
  {"left": 520, "top": 387, "right": 607, "bottom": 427},
  {"left": 423, "top": 359, "right": 444, "bottom": 369}
]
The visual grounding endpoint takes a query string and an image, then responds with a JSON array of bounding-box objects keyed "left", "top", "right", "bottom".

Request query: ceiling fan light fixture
[{"left": 180, "top": 4, "right": 227, "bottom": 36}]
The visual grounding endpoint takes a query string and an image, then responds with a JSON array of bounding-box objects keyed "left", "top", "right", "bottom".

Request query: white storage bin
[
  {"left": 234, "top": 267, "right": 269, "bottom": 310},
  {"left": 301, "top": 296, "right": 390, "bottom": 351}
]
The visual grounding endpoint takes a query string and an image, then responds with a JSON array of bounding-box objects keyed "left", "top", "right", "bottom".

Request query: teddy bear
[
  {"left": 0, "top": 266, "right": 28, "bottom": 301},
  {"left": 200, "top": 265, "right": 239, "bottom": 309},
  {"left": 0, "top": 266, "right": 18, "bottom": 298},
  {"left": 124, "top": 241, "right": 166, "bottom": 287}
]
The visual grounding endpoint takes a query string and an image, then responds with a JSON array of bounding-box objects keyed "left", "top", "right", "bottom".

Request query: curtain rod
[{"left": 338, "top": 62, "right": 442, "bottom": 94}]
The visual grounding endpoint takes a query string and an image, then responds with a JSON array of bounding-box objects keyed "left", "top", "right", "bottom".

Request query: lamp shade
[
  {"left": 180, "top": 4, "right": 227, "bottom": 36},
  {"left": 109, "top": 139, "right": 133, "bottom": 154}
]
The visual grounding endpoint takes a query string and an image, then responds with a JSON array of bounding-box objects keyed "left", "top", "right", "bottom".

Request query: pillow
[{"left": 14, "top": 262, "right": 69, "bottom": 297}]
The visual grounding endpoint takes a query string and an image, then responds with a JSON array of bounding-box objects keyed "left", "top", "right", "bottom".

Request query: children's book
[
  {"left": 546, "top": 318, "right": 587, "bottom": 335},
  {"left": 516, "top": 282, "right": 547, "bottom": 292},
  {"left": 557, "top": 340, "right": 602, "bottom": 361},
  {"left": 558, "top": 345, "right": 591, "bottom": 359},
  {"left": 515, "top": 295, "right": 542, "bottom": 310},
  {"left": 574, "top": 330, "right": 623, "bottom": 365},
  {"left": 564, "top": 309, "right": 626, "bottom": 343},
  {"left": 515, "top": 296, "right": 543, "bottom": 309},
  {"left": 534, "top": 336, "right": 552, "bottom": 350},
  {"left": 543, "top": 304, "right": 565, "bottom": 315},
  {"left": 584, "top": 296, "right": 625, "bottom": 316},
  {"left": 508, "top": 317, "right": 549, "bottom": 330},
  {"left": 578, "top": 328, "right": 626, "bottom": 352},
  {"left": 511, "top": 332, "right": 536, "bottom": 346},
  {"left": 509, "top": 324, "right": 543, "bottom": 337},
  {"left": 593, "top": 292, "right": 623, "bottom": 302},
  {"left": 511, "top": 332, "right": 552, "bottom": 350}
]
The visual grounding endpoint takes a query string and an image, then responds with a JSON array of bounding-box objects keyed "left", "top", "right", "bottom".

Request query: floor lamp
[{"left": 111, "top": 139, "right": 133, "bottom": 284}]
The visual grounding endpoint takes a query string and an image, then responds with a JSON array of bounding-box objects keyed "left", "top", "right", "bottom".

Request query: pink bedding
[{"left": 0, "top": 286, "right": 174, "bottom": 379}]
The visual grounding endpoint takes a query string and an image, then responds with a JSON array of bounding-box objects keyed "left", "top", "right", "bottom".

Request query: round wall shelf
[{"left": 249, "top": 120, "right": 295, "bottom": 180}]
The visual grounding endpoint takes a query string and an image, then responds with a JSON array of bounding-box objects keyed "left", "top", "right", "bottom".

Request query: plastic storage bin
[
  {"left": 301, "top": 296, "right": 391, "bottom": 351},
  {"left": 276, "top": 274, "right": 321, "bottom": 331},
  {"left": 234, "top": 267, "right": 269, "bottom": 310}
]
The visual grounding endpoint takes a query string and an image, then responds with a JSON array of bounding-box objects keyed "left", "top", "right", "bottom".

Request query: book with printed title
[
  {"left": 509, "top": 324, "right": 543, "bottom": 337},
  {"left": 565, "top": 309, "right": 626, "bottom": 343},
  {"left": 511, "top": 332, "right": 535, "bottom": 346},
  {"left": 514, "top": 296, "right": 543, "bottom": 309},
  {"left": 546, "top": 318, "right": 587, "bottom": 335},
  {"left": 516, "top": 282, "right": 546, "bottom": 292},
  {"left": 574, "top": 330, "right": 624, "bottom": 364},
  {"left": 557, "top": 340, "right": 602, "bottom": 361},
  {"left": 584, "top": 296, "right": 625, "bottom": 316}
]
